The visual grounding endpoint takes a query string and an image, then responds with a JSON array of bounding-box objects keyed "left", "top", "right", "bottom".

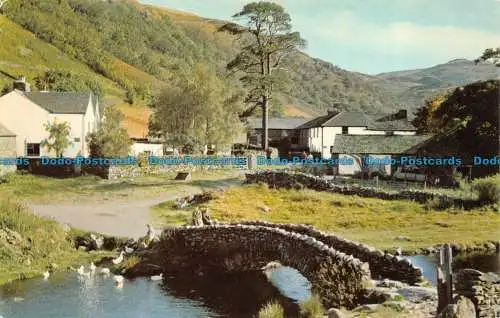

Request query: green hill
[
  {"left": 0, "top": 0, "right": 405, "bottom": 116},
  {"left": 0, "top": 0, "right": 497, "bottom": 121}
]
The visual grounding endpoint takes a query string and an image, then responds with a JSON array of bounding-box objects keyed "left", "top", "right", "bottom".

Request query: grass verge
[
  {"left": 0, "top": 198, "right": 114, "bottom": 285},
  {"left": 153, "top": 183, "right": 500, "bottom": 251},
  {"left": 0, "top": 170, "right": 244, "bottom": 204}
]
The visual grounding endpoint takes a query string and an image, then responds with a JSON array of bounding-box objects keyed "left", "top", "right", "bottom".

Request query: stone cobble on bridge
[
  {"left": 237, "top": 221, "right": 424, "bottom": 285},
  {"left": 149, "top": 223, "right": 372, "bottom": 309}
]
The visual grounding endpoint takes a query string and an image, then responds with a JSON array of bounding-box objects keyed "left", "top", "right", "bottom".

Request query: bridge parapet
[
  {"left": 154, "top": 224, "right": 371, "bottom": 309},
  {"left": 237, "top": 221, "right": 424, "bottom": 285}
]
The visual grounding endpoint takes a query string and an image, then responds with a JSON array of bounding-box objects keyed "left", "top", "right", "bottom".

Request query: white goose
[
  {"left": 90, "top": 262, "right": 96, "bottom": 272},
  {"left": 77, "top": 265, "right": 91, "bottom": 278},
  {"left": 42, "top": 271, "right": 50, "bottom": 280},
  {"left": 146, "top": 224, "right": 156, "bottom": 243},
  {"left": 113, "top": 275, "right": 124, "bottom": 286},
  {"left": 150, "top": 273, "right": 163, "bottom": 281},
  {"left": 125, "top": 246, "right": 134, "bottom": 254},
  {"left": 112, "top": 251, "right": 125, "bottom": 265},
  {"left": 99, "top": 268, "right": 110, "bottom": 275}
]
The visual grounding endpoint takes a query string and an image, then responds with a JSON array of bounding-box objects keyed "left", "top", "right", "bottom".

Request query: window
[
  {"left": 74, "top": 137, "right": 81, "bottom": 142},
  {"left": 26, "top": 143, "right": 40, "bottom": 157},
  {"left": 342, "top": 127, "right": 348, "bottom": 134},
  {"left": 291, "top": 136, "right": 298, "bottom": 144}
]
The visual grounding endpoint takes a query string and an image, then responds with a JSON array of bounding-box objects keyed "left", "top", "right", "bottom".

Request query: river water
[{"left": 0, "top": 253, "right": 497, "bottom": 318}]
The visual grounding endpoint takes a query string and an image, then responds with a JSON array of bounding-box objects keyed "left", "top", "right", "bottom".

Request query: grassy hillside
[
  {"left": 0, "top": 0, "right": 405, "bottom": 114},
  {"left": 0, "top": 15, "right": 123, "bottom": 101},
  {"left": 1, "top": 0, "right": 497, "bottom": 136}
]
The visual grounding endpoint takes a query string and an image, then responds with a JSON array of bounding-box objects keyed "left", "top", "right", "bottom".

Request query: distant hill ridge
[{"left": 0, "top": 0, "right": 497, "bottom": 123}]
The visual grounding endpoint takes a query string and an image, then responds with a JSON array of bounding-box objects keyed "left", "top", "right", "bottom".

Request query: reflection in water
[
  {"left": 405, "top": 252, "right": 500, "bottom": 286},
  {"left": 0, "top": 267, "right": 311, "bottom": 318},
  {"left": 162, "top": 268, "right": 308, "bottom": 318},
  {"left": 0, "top": 272, "right": 216, "bottom": 318}
]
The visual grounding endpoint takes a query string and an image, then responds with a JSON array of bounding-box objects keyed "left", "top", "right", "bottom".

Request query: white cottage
[
  {"left": 297, "top": 109, "right": 429, "bottom": 175},
  {"left": 0, "top": 79, "right": 101, "bottom": 157}
]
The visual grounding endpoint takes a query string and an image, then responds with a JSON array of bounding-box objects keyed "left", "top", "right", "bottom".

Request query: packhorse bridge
[{"left": 133, "top": 221, "right": 424, "bottom": 309}]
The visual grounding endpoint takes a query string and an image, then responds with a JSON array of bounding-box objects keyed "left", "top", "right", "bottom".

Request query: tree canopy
[
  {"left": 219, "top": 1, "right": 306, "bottom": 150},
  {"left": 475, "top": 47, "right": 500, "bottom": 67},
  {"left": 86, "top": 106, "right": 132, "bottom": 157},
  {"left": 412, "top": 80, "right": 499, "bottom": 157},
  {"left": 34, "top": 70, "right": 104, "bottom": 102},
  {"left": 40, "top": 119, "right": 72, "bottom": 157},
  {"left": 149, "top": 64, "right": 244, "bottom": 154}
]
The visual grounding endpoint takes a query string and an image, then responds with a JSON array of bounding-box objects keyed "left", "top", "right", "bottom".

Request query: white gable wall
[
  {"left": 0, "top": 91, "right": 99, "bottom": 157},
  {"left": 0, "top": 91, "right": 51, "bottom": 156}
]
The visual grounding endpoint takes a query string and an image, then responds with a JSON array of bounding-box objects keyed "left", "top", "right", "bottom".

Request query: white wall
[
  {"left": 130, "top": 142, "right": 164, "bottom": 156},
  {"left": 349, "top": 127, "right": 385, "bottom": 135},
  {"left": 0, "top": 91, "right": 98, "bottom": 157},
  {"left": 49, "top": 113, "right": 84, "bottom": 157},
  {"left": 0, "top": 91, "right": 50, "bottom": 156},
  {"left": 338, "top": 154, "right": 392, "bottom": 176}
]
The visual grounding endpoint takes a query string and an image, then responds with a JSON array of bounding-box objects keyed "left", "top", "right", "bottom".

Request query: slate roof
[
  {"left": 330, "top": 135, "right": 433, "bottom": 154},
  {"left": 0, "top": 122, "right": 16, "bottom": 137},
  {"left": 366, "top": 117, "right": 416, "bottom": 131},
  {"left": 246, "top": 117, "right": 308, "bottom": 130},
  {"left": 23, "top": 92, "right": 92, "bottom": 114},
  {"left": 298, "top": 111, "right": 416, "bottom": 131}
]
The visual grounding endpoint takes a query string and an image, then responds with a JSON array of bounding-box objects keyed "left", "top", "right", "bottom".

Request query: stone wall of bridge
[
  {"left": 150, "top": 224, "right": 372, "bottom": 309},
  {"left": 237, "top": 221, "right": 424, "bottom": 285}
]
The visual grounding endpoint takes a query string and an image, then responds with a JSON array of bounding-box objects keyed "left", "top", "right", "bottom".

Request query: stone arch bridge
[{"left": 136, "top": 222, "right": 423, "bottom": 309}]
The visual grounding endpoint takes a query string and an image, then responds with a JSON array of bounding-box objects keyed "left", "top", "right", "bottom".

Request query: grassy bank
[
  {"left": 0, "top": 170, "right": 244, "bottom": 204},
  {"left": 0, "top": 199, "right": 114, "bottom": 285},
  {"left": 152, "top": 183, "right": 500, "bottom": 251}
]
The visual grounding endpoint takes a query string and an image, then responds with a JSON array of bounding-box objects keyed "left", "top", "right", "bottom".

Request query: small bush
[
  {"left": 258, "top": 301, "right": 285, "bottom": 318},
  {"left": 138, "top": 152, "right": 149, "bottom": 168},
  {"left": 424, "top": 196, "right": 454, "bottom": 211},
  {"left": 472, "top": 174, "right": 500, "bottom": 204},
  {"left": 299, "top": 294, "right": 325, "bottom": 318}
]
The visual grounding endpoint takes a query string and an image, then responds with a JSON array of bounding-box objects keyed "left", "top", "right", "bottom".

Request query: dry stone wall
[
  {"left": 237, "top": 221, "right": 424, "bottom": 285},
  {"left": 245, "top": 171, "right": 482, "bottom": 209},
  {"left": 454, "top": 269, "right": 500, "bottom": 318},
  {"left": 154, "top": 224, "right": 371, "bottom": 309}
]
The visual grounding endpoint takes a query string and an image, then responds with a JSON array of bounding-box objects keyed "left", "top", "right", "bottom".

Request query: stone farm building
[
  {"left": 243, "top": 109, "right": 434, "bottom": 177},
  {"left": 242, "top": 117, "right": 308, "bottom": 155},
  {"left": 0, "top": 78, "right": 101, "bottom": 158}
]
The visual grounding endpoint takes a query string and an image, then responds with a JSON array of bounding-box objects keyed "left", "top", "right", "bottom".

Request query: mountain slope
[
  {"left": 0, "top": 0, "right": 498, "bottom": 132},
  {"left": 0, "top": 0, "right": 407, "bottom": 116},
  {"left": 375, "top": 59, "right": 499, "bottom": 111}
]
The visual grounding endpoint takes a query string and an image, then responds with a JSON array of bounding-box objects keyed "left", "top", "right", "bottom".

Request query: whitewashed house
[
  {"left": 130, "top": 138, "right": 165, "bottom": 157},
  {"left": 0, "top": 78, "right": 101, "bottom": 157},
  {"left": 297, "top": 109, "right": 430, "bottom": 175}
]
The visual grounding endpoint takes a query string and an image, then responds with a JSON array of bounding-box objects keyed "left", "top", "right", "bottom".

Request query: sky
[{"left": 143, "top": 0, "right": 500, "bottom": 75}]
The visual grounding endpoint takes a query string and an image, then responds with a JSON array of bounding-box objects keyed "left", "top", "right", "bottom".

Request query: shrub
[
  {"left": 299, "top": 294, "right": 325, "bottom": 318},
  {"left": 472, "top": 174, "right": 500, "bottom": 204},
  {"left": 258, "top": 301, "right": 285, "bottom": 318},
  {"left": 424, "top": 196, "right": 454, "bottom": 211},
  {"left": 138, "top": 152, "right": 149, "bottom": 168}
]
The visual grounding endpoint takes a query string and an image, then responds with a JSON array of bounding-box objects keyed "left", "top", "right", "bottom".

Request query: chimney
[
  {"left": 13, "top": 77, "right": 30, "bottom": 92},
  {"left": 327, "top": 105, "right": 340, "bottom": 116},
  {"left": 396, "top": 109, "right": 407, "bottom": 120}
]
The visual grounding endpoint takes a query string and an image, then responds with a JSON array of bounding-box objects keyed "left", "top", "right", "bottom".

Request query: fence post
[{"left": 436, "top": 243, "right": 454, "bottom": 314}]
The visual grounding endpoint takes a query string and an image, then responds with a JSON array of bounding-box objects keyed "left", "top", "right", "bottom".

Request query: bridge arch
[{"left": 147, "top": 224, "right": 372, "bottom": 309}]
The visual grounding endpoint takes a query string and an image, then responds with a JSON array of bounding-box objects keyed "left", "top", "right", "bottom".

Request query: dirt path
[{"left": 28, "top": 180, "right": 241, "bottom": 239}]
